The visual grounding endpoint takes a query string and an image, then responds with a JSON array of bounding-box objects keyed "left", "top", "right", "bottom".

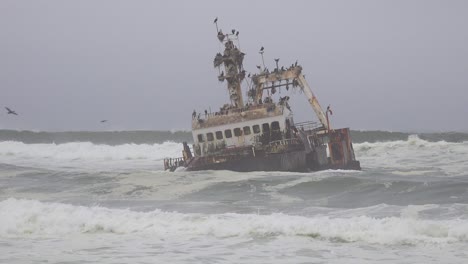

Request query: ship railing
[
  {"left": 222, "top": 145, "right": 254, "bottom": 153},
  {"left": 221, "top": 102, "right": 276, "bottom": 114},
  {"left": 268, "top": 138, "right": 302, "bottom": 147},
  {"left": 193, "top": 103, "right": 278, "bottom": 122},
  {"left": 294, "top": 121, "right": 324, "bottom": 133},
  {"left": 163, "top": 157, "right": 185, "bottom": 171}
]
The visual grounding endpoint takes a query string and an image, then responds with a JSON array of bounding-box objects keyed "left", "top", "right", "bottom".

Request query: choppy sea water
[{"left": 1, "top": 135, "right": 468, "bottom": 263}]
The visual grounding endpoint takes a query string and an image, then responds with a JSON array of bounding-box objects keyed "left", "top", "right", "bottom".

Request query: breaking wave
[
  {"left": 0, "top": 135, "right": 467, "bottom": 174},
  {"left": 0, "top": 130, "right": 192, "bottom": 145},
  {"left": 355, "top": 135, "right": 468, "bottom": 176},
  {"left": 0, "top": 141, "right": 182, "bottom": 170},
  {"left": 1, "top": 198, "right": 467, "bottom": 245},
  {"left": 1, "top": 129, "right": 468, "bottom": 145}
]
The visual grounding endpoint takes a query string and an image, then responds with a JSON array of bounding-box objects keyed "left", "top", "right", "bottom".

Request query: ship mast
[{"left": 213, "top": 28, "right": 245, "bottom": 108}]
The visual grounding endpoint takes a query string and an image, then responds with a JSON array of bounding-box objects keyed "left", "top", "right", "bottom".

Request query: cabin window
[
  {"left": 243, "top": 126, "right": 251, "bottom": 135},
  {"left": 197, "top": 134, "right": 204, "bottom": 142},
  {"left": 253, "top": 125, "right": 261, "bottom": 134},
  {"left": 271, "top": 121, "right": 280, "bottom": 130},
  {"left": 234, "top": 128, "right": 242, "bottom": 137},
  {"left": 262, "top": 123, "right": 270, "bottom": 133},
  {"left": 207, "top": 132, "right": 214, "bottom": 141},
  {"left": 225, "top": 129, "right": 232, "bottom": 138},
  {"left": 271, "top": 121, "right": 281, "bottom": 141},
  {"left": 216, "top": 131, "right": 223, "bottom": 140}
]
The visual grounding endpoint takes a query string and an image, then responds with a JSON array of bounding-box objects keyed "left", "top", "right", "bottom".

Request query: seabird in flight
[
  {"left": 5, "top": 107, "right": 18, "bottom": 115},
  {"left": 100, "top": 120, "right": 108, "bottom": 123}
]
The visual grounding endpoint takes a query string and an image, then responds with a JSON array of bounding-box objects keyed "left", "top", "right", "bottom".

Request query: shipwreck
[{"left": 164, "top": 23, "right": 360, "bottom": 172}]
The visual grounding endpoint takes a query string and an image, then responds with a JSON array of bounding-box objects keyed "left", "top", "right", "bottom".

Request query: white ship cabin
[{"left": 192, "top": 102, "right": 293, "bottom": 157}]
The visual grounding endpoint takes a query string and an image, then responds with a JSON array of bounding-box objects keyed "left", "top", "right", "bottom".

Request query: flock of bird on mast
[{"left": 213, "top": 17, "right": 302, "bottom": 81}]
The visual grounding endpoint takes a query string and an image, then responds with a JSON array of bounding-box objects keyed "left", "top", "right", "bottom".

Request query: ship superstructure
[{"left": 164, "top": 22, "right": 360, "bottom": 172}]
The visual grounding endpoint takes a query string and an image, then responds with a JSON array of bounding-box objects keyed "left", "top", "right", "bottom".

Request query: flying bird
[
  {"left": 100, "top": 120, "right": 108, "bottom": 123},
  {"left": 256, "top": 65, "right": 261, "bottom": 69},
  {"left": 5, "top": 107, "right": 18, "bottom": 115},
  {"left": 213, "top": 17, "right": 218, "bottom": 23}
]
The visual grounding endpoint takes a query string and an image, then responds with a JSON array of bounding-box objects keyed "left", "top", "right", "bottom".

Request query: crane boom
[
  {"left": 251, "top": 65, "right": 329, "bottom": 130},
  {"left": 296, "top": 74, "right": 329, "bottom": 130}
]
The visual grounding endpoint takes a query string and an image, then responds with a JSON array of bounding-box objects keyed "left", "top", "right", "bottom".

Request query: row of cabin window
[{"left": 197, "top": 121, "right": 280, "bottom": 143}]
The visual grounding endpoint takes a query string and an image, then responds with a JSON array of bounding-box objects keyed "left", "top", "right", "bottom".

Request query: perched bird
[
  {"left": 232, "top": 29, "right": 236, "bottom": 34},
  {"left": 213, "top": 17, "right": 218, "bottom": 23},
  {"left": 5, "top": 107, "right": 18, "bottom": 115},
  {"left": 294, "top": 60, "right": 298, "bottom": 67},
  {"left": 260, "top": 46, "right": 264, "bottom": 52},
  {"left": 100, "top": 120, "right": 108, "bottom": 123},
  {"left": 236, "top": 31, "right": 239, "bottom": 37},
  {"left": 218, "top": 71, "right": 225, "bottom": 82},
  {"left": 239, "top": 70, "right": 246, "bottom": 79},
  {"left": 326, "top": 105, "right": 333, "bottom": 115},
  {"left": 247, "top": 73, "right": 251, "bottom": 78},
  {"left": 274, "top": 58, "right": 279, "bottom": 63},
  {"left": 217, "top": 30, "right": 225, "bottom": 42}
]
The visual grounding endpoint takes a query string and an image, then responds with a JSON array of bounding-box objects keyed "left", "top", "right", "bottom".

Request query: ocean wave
[
  {"left": 1, "top": 198, "right": 467, "bottom": 245},
  {"left": 1, "top": 129, "right": 468, "bottom": 145},
  {"left": 1, "top": 135, "right": 467, "bottom": 174},
  {"left": 0, "top": 130, "right": 192, "bottom": 145},
  {"left": 354, "top": 135, "right": 468, "bottom": 176},
  {"left": 0, "top": 141, "right": 183, "bottom": 170}
]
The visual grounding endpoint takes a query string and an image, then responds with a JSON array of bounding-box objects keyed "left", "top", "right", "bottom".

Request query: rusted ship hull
[
  {"left": 184, "top": 150, "right": 360, "bottom": 172},
  {"left": 165, "top": 128, "right": 361, "bottom": 172}
]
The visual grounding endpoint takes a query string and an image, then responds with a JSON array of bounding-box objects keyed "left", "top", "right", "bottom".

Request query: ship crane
[{"left": 251, "top": 66, "right": 330, "bottom": 130}]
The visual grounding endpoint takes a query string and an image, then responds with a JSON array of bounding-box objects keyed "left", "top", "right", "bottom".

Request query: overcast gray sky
[{"left": 1, "top": 0, "right": 467, "bottom": 132}]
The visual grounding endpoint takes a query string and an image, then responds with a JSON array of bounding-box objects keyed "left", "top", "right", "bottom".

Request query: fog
[{"left": 1, "top": 0, "right": 467, "bottom": 132}]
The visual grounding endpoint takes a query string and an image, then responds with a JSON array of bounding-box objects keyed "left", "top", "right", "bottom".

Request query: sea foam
[
  {"left": 1, "top": 136, "right": 467, "bottom": 174},
  {"left": 0, "top": 141, "right": 182, "bottom": 170},
  {"left": 1, "top": 198, "right": 467, "bottom": 245},
  {"left": 354, "top": 135, "right": 468, "bottom": 176}
]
